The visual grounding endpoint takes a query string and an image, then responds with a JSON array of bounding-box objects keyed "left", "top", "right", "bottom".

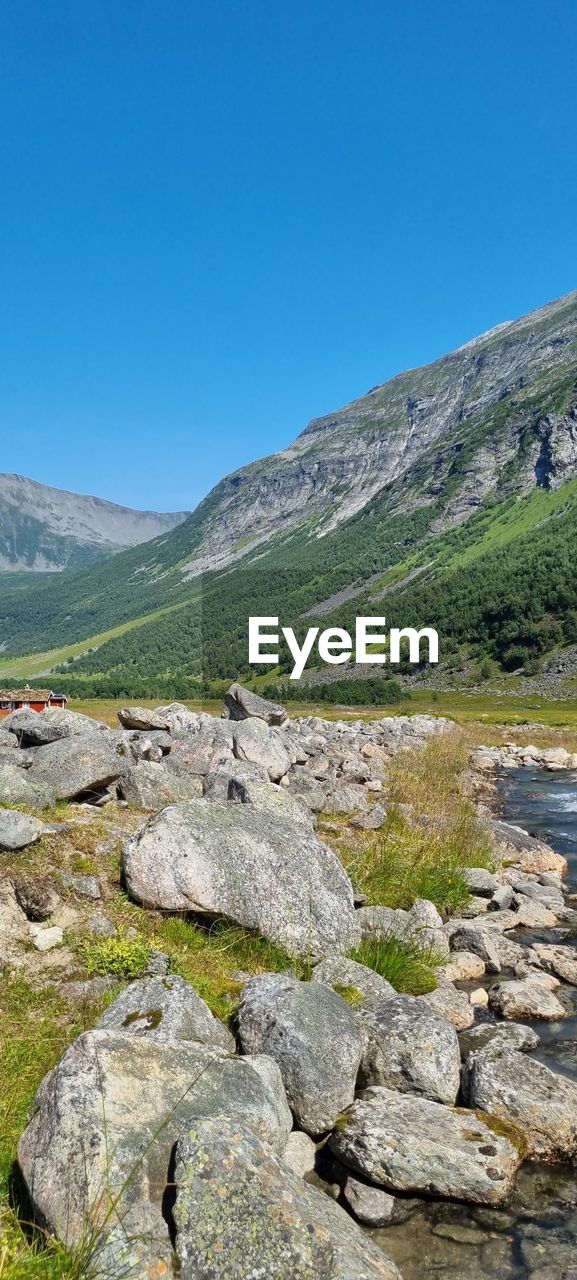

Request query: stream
[{"left": 373, "top": 766, "right": 577, "bottom": 1280}]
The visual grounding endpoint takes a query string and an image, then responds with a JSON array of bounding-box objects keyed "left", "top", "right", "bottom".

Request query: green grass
[
  {"left": 349, "top": 934, "right": 447, "bottom": 995},
  {"left": 73, "top": 933, "right": 152, "bottom": 980}
]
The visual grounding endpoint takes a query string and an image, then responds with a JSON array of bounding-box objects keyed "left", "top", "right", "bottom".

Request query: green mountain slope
[{"left": 2, "top": 290, "right": 577, "bottom": 692}]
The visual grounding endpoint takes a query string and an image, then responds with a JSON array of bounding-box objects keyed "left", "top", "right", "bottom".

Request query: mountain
[
  {"left": 0, "top": 474, "right": 189, "bottom": 572},
  {"left": 1, "top": 289, "right": 577, "bottom": 693}
]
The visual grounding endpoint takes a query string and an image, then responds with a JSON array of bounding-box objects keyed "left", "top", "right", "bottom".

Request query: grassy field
[{"left": 67, "top": 689, "right": 577, "bottom": 732}]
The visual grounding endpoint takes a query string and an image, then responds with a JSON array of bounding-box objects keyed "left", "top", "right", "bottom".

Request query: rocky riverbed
[{"left": 2, "top": 685, "right": 577, "bottom": 1278}]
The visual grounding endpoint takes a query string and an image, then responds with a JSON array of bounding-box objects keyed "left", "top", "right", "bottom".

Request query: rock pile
[{"left": 8, "top": 687, "right": 577, "bottom": 1278}]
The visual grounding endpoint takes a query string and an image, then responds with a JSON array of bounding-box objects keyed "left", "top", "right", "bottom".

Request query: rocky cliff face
[
  {"left": 180, "top": 290, "right": 577, "bottom": 577},
  {"left": 0, "top": 474, "right": 189, "bottom": 572}
]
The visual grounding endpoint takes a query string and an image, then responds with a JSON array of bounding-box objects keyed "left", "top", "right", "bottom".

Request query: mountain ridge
[
  {"left": 1, "top": 288, "right": 577, "bottom": 691},
  {"left": 0, "top": 473, "right": 189, "bottom": 572}
]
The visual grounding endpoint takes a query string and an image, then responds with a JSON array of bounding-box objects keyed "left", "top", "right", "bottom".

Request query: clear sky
[{"left": 1, "top": 1, "right": 576, "bottom": 513}]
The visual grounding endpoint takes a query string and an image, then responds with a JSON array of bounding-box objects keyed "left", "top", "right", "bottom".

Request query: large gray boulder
[
  {"left": 166, "top": 723, "right": 235, "bottom": 778},
  {"left": 488, "top": 977, "right": 568, "bottom": 1021},
  {"left": 232, "top": 717, "right": 291, "bottom": 781},
  {"left": 18, "top": 1029, "right": 292, "bottom": 1272},
  {"left": 222, "top": 682, "right": 288, "bottom": 726},
  {"left": 174, "top": 1116, "right": 401, "bottom": 1280},
  {"left": 531, "top": 943, "right": 577, "bottom": 986},
  {"left": 312, "top": 955, "right": 396, "bottom": 1003},
  {"left": 238, "top": 972, "right": 363, "bottom": 1135},
  {"left": 0, "top": 762, "right": 55, "bottom": 808},
  {"left": 0, "top": 809, "right": 47, "bottom": 851},
  {"left": 117, "top": 706, "right": 171, "bottom": 732},
  {"left": 4, "top": 706, "right": 108, "bottom": 744},
  {"left": 463, "top": 1044, "right": 577, "bottom": 1160},
  {"left": 227, "top": 776, "right": 314, "bottom": 828},
  {"left": 459, "top": 1021, "right": 540, "bottom": 1060},
  {"left": 96, "top": 975, "right": 235, "bottom": 1052},
  {"left": 122, "top": 800, "right": 360, "bottom": 960},
  {"left": 27, "top": 734, "right": 125, "bottom": 801},
  {"left": 330, "top": 1085, "right": 522, "bottom": 1205},
  {"left": 357, "top": 994, "right": 461, "bottom": 1104},
  {"left": 202, "top": 757, "right": 268, "bottom": 801},
  {"left": 119, "top": 761, "right": 203, "bottom": 809}
]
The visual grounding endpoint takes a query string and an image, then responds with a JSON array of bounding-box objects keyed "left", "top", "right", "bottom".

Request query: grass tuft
[
  {"left": 349, "top": 932, "right": 447, "bottom": 995},
  {"left": 74, "top": 933, "right": 151, "bottom": 980}
]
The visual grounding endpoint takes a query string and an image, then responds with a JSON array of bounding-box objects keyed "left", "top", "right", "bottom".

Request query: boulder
[
  {"left": 117, "top": 706, "right": 171, "bottom": 732},
  {"left": 343, "top": 1177, "right": 419, "bottom": 1227},
  {"left": 330, "top": 1085, "right": 521, "bottom": 1205},
  {"left": 0, "top": 809, "right": 46, "bottom": 851},
  {"left": 282, "top": 1130, "right": 317, "bottom": 1177},
  {"left": 419, "top": 980, "right": 475, "bottom": 1031},
  {"left": 174, "top": 1116, "right": 401, "bottom": 1280},
  {"left": 123, "top": 800, "right": 360, "bottom": 960},
  {"left": 27, "top": 735, "right": 125, "bottom": 801},
  {"left": 227, "top": 776, "right": 314, "bottom": 828},
  {"left": 513, "top": 896, "right": 560, "bottom": 928},
  {"left": 487, "top": 818, "right": 568, "bottom": 876},
  {"left": 438, "top": 951, "right": 485, "bottom": 982},
  {"left": 0, "top": 762, "right": 55, "bottom": 808},
  {"left": 222, "top": 682, "right": 288, "bottom": 726},
  {"left": 18, "top": 1030, "right": 292, "bottom": 1270},
  {"left": 459, "top": 1021, "right": 540, "bottom": 1061},
  {"left": 164, "top": 724, "right": 235, "bottom": 778},
  {"left": 531, "top": 943, "right": 577, "bottom": 986},
  {"left": 356, "top": 905, "right": 411, "bottom": 940},
  {"left": 96, "top": 974, "right": 235, "bottom": 1052},
  {"left": 460, "top": 867, "right": 501, "bottom": 896},
  {"left": 3, "top": 706, "right": 108, "bottom": 744},
  {"left": 312, "top": 955, "right": 396, "bottom": 1003},
  {"left": 238, "top": 973, "right": 363, "bottom": 1135},
  {"left": 232, "top": 717, "right": 291, "bottom": 782},
  {"left": 357, "top": 994, "right": 461, "bottom": 1104},
  {"left": 202, "top": 758, "right": 268, "bottom": 801},
  {"left": 119, "top": 761, "right": 203, "bottom": 809},
  {"left": 450, "top": 925, "right": 501, "bottom": 973},
  {"left": 463, "top": 1044, "right": 577, "bottom": 1160},
  {"left": 61, "top": 872, "right": 102, "bottom": 900},
  {"left": 489, "top": 978, "right": 568, "bottom": 1021}
]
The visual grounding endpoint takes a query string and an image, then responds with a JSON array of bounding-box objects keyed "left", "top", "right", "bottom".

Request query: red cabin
[{"left": 0, "top": 686, "right": 68, "bottom": 714}]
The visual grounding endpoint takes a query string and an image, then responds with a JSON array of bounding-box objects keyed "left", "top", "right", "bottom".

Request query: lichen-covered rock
[
  {"left": 0, "top": 809, "right": 46, "bottom": 850},
  {"left": 238, "top": 972, "right": 363, "bottom": 1135},
  {"left": 459, "top": 1021, "right": 540, "bottom": 1060},
  {"left": 0, "top": 762, "right": 55, "bottom": 808},
  {"left": 122, "top": 800, "right": 360, "bottom": 960},
  {"left": 463, "top": 1044, "right": 577, "bottom": 1160},
  {"left": 311, "top": 955, "right": 396, "bottom": 1003},
  {"left": 119, "top": 761, "right": 203, "bottom": 809},
  {"left": 419, "top": 980, "right": 475, "bottom": 1031},
  {"left": 118, "top": 706, "right": 171, "bottom": 731},
  {"left": 357, "top": 994, "right": 461, "bottom": 1104},
  {"left": 282, "top": 1130, "right": 317, "bottom": 1177},
  {"left": 438, "top": 951, "right": 485, "bottom": 982},
  {"left": 27, "top": 734, "right": 125, "bottom": 801},
  {"left": 222, "top": 682, "right": 288, "bottom": 726},
  {"left": 489, "top": 977, "right": 568, "bottom": 1021},
  {"left": 450, "top": 924, "right": 501, "bottom": 973},
  {"left": 227, "top": 776, "right": 314, "bottom": 827},
  {"left": 330, "top": 1085, "right": 521, "bottom": 1204},
  {"left": 232, "top": 717, "right": 291, "bottom": 781},
  {"left": 17, "top": 1030, "right": 292, "bottom": 1271},
  {"left": 3, "top": 706, "right": 108, "bottom": 744},
  {"left": 174, "top": 1116, "right": 401, "bottom": 1280},
  {"left": 96, "top": 975, "right": 236, "bottom": 1052},
  {"left": 531, "top": 943, "right": 577, "bottom": 986}
]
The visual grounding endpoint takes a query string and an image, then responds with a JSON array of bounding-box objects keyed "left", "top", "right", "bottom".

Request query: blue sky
[{"left": 1, "top": 1, "right": 576, "bottom": 512}]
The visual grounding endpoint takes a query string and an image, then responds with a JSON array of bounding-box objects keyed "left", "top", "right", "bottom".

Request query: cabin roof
[{"left": 0, "top": 688, "right": 66, "bottom": 701}]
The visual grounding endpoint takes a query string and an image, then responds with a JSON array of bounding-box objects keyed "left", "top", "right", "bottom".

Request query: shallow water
[{"left": 373, "top": 766, "right": 577, "bottom": 1280}]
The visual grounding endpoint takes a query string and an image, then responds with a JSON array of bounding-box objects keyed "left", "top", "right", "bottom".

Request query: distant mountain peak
[{"left": 0, "top": 473, "right": 189, "bottom": 572}]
